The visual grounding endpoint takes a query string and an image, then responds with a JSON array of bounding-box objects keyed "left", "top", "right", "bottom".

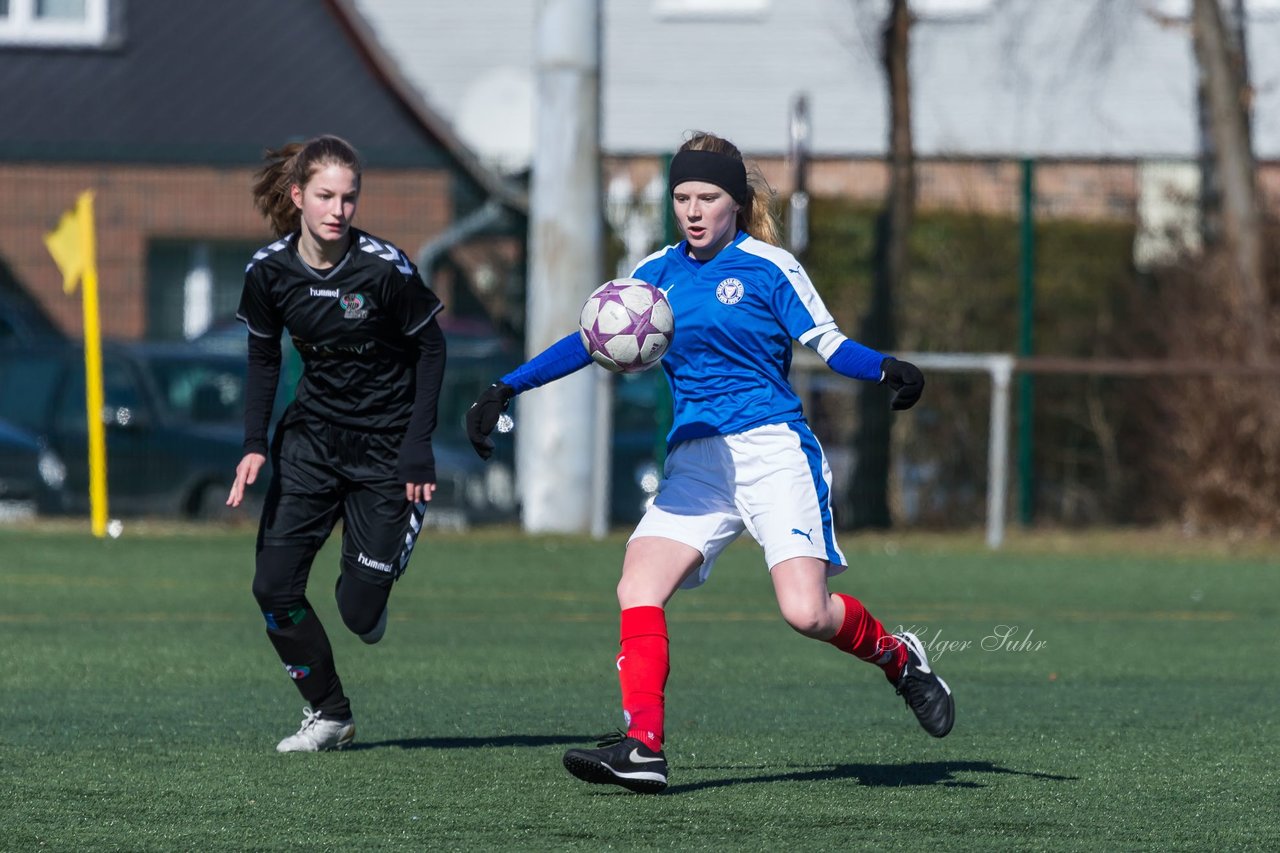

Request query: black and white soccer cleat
[
  {"left": 894, "top": 630, "right": 955, "bottom": 738},
  {"left": 563, "top": 731, "right": 668, "bottom": 794}
]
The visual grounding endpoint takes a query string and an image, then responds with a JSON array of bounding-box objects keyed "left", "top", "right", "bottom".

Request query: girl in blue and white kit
[{"left": 467, "top": 131, "right": 953, "bottom": 794}]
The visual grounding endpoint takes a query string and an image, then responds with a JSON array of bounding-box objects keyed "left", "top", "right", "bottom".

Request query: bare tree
[
  {"left": 1191, "top": 0, "right": 1268, "bottom": 363},
  {"left": 848, "top": 0, "right": 915, "bottom": 529}
]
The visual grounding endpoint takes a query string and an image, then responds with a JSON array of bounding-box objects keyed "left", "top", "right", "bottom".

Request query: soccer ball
[{"left": 578, "top": 278, "right": 674, "bottom": 373}]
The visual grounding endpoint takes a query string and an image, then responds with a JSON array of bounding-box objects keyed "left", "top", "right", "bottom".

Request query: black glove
[
  {"left": 880, "top": 357, "right": 924, "bottom": 411},
  {"left": 465, "top": 382, "right": 515, "bottom": 460}
]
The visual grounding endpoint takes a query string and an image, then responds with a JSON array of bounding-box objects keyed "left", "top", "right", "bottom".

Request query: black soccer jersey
[{"left": 237, "top": 229, "right": 443, "bottom": 432}]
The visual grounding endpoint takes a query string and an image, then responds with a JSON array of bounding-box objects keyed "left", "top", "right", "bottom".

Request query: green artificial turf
[{"left": 1, "top": 526, "right": 1277, "bottom": 850}]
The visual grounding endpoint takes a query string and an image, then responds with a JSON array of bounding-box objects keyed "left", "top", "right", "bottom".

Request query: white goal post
[
  {"left": 792, "top": 349, "right": 1015, "bottom": 549},
  {"left": 899, "top": 352, "right": 1014, "bottom": 549}
]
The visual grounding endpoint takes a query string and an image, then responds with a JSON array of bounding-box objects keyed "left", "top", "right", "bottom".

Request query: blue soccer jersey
[
  {"left": 501, "top": 230, "right": 885, "bottom": 449},
  {"left": 633, "top": 232, "right": 877, "bottom": 445}
]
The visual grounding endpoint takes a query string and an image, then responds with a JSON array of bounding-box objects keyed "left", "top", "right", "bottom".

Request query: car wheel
[{"left": 192, "top": 482, "right": 254, "bottom": 523}]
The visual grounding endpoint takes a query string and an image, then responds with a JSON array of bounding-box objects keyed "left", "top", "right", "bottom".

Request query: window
[
  {"left": 54, "top": 356, "right": 141, "bottom": 432},
  {"left": 912, "top": 0, "right": 995, "bottom": 19},
  {"left": 146, "top": 240, "right": 260, "bottom": 342},
  {"left": 0, "top": 356, "right": 61, "bottom": 432},
  {"left": 1146, "top": 0, "right": 1280, "bottom": 18},
  {"left": 0, "top": 0, "right": 110, "bottom": 47},
  {"left": 654, "top": 0, "right": 770, "bottom": 21}
]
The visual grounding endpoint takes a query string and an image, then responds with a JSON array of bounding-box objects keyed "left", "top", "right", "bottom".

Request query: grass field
[{"left": 2, "top": 523, "right": 1278, "bottom": 851}]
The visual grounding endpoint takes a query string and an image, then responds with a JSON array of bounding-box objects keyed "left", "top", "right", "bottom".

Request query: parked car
[
  {"left": 0, "top": 267, "right": 67, "bottom": 348},
  {"left": 0, "top": 417, "right": 66, "bottom": 519},
  {"left": 0, "top": 335, "right": 528, "bottom": 527},
  {"left": 0, "top": 341, "right": 274, "bottom": 520}
]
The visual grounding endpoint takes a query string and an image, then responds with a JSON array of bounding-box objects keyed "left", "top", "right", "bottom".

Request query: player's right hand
[
  {"left": 466, "top": 382, "right": 515, "bottom": 460},
  {"left": 228, "top": 452, "right": 267, "bottom": 507}
]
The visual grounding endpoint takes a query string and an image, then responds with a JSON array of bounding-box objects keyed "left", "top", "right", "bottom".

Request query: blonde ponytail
[{"left": 678, "top": 131, "right": 781, "bottom": 246}]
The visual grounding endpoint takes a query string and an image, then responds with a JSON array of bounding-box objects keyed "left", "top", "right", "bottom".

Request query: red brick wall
[
  {"left": 1, "top": 163, "right": 452, "bottom": 338},
  {"left": 608, "top": 155, "right": 1280, "bottom": 222},
  {"left": 607, "top": 155, "right": 1151, "bottom": 222}
]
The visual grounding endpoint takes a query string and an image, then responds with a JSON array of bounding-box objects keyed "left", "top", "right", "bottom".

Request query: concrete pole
[{"left": 521, "top": 0, "right": 603, "bottom": 533}]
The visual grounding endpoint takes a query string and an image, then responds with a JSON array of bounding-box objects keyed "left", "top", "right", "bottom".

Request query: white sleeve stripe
[
  {"left": 797, "top": 322, "right": 838, "bottom": 347},
  {"left": 736, "top": 237, "right": 835, "bottom": 327},
  {"left": 802, "top": 328, "right": 849, "bottom": 360},
  {"left": 234, "top": 313, "right": 276, "bottom": 339}
]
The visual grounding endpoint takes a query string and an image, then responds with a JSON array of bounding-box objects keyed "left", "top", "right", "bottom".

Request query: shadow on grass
[
  {"left": 351, "top": 733, "right": 593, "bottom": 751},
  {"left": 665, "top": 761, "right": 1077, "bottom": 794}
]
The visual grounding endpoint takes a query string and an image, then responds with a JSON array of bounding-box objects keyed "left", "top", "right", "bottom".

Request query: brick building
[{"left": 0, "top": 0, "right": 525, "bottom": 342}]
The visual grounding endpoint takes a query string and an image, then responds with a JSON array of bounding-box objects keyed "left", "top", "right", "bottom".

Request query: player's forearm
[
  {"left": 500, "top": 332, "right": 593, "bottom": 394},
  {"left": 397, "top": 319, "right": 446, "bottom": 482},
  {"left": 243, "top": 333, "right": 282, "bottom": 455},
  {"left": 826, "top": 337, "right": 886, "bottom": 382}
]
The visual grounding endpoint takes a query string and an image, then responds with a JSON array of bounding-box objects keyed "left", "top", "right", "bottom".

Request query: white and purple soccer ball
[{"left": 578, "top": 278, "right": 674, "bottom": 374}]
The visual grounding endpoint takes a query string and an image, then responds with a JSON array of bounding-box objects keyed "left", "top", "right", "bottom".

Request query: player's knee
[
  {"left": 251, "top": 572, "right": 288, "bottom": 610},
  {"left": 779, "top": 600, "right": 830, "bottom": 639},
  {"left": 335, "top": 573, "right": 389, "bottom": 636},
  {"left": 616, "top": 575, "right": 658, "bottom": 609},
  {"left": 616, "top": 570, "right": 683, "bottom": 609},
  {"left": 338, "top": 604, "right": 382, "bottom": 636},
  {"left": 252, "top": 544, "right": 315, "bottom": 609}
]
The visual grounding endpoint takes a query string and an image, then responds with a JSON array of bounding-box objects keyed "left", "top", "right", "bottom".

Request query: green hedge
[{"left": 803, "top": 198, "right": 1144, "bottom": 527}]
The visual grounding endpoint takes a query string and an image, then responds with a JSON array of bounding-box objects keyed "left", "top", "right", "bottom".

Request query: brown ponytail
[{"left": 251, "top": 135, "right": 363, "bottom": 238}]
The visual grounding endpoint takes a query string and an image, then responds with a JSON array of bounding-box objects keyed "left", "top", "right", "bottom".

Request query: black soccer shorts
[{"left": 259, "top": 406, "right": 425, "bottom": 588}]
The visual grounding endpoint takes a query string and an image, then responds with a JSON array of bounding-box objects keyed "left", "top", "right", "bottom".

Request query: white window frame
[
  {"left": 0, "top": 0, "right": 110, "bottom": 47},
  {"left": 654, "top": 0, "right": 770, "bottom": 21},
  {"left": 913, "top": 0, "right": 995, "bottom": 18}
]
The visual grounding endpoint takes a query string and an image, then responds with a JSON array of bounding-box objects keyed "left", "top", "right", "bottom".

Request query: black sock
[{"left": 263, "top": 601, "right": 351, "bottom": 719}]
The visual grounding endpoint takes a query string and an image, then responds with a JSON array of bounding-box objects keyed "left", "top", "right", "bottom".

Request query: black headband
[{"left": 668, "top": 149, "right": 749, "bottom": 205}]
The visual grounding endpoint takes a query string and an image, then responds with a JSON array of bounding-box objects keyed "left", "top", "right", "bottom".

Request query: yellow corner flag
[
  {"left": 44, "top": 191, "right": 95, "bottom": 294},
  {"left": 44, "top": 191, "right": 110, "bottom": 537}
]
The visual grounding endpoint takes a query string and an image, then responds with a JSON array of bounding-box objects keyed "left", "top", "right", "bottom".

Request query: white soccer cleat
[{"left": 275, "top": 707, "right": 356, "bottom": 753}]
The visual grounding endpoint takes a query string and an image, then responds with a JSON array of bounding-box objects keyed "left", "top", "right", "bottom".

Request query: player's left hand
[
  {"left": 227, "top": 452, "right": 266, "bottom": 507},
  {"left": 466, "top": 382, "right": 515, "bottom": 460},
  {"left": 405, "top": 482, "right": 436, "bottom": 503},
  {"left": 880, "top": 357, "right": 925, "bottom": 410}
]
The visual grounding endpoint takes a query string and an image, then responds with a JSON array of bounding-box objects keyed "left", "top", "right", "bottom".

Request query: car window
[
  {"left": 0, "top": 355, "right": 62, "bottom": 432},
  {"left": 54, "top": 358, "right": 144, "bottom": 431},
  {"left": 145, "top": 356, "right": 245, "bottom": 425}
]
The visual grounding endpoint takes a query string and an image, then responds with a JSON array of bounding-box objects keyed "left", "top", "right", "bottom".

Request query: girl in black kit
[{"left": 227, "top": 135, "right": 446, "bottom": 752}]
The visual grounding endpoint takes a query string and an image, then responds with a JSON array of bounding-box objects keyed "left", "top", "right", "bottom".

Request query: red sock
[
  {"left": 617, "top": 606, "right": 669, "bottom": 752},
  {"left": 828, "top": 593, "right": 907, "bottom": 683}
]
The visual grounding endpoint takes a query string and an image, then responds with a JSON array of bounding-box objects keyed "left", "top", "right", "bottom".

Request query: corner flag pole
[{"left": 44, "top": 191, "right": 109, "bottom": 537}]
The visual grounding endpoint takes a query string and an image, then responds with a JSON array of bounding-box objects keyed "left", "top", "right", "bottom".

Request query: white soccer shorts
[{"left": 629, "top": 421, "right": 848, "bottom": 589}]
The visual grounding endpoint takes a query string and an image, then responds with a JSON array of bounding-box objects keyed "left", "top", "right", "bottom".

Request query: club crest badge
[
  {"left": 341, "top": 293, "right": 368, "bottom": 319},
  {"left": 716, "top": 278, "right": 744, "bottom": 305}
]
